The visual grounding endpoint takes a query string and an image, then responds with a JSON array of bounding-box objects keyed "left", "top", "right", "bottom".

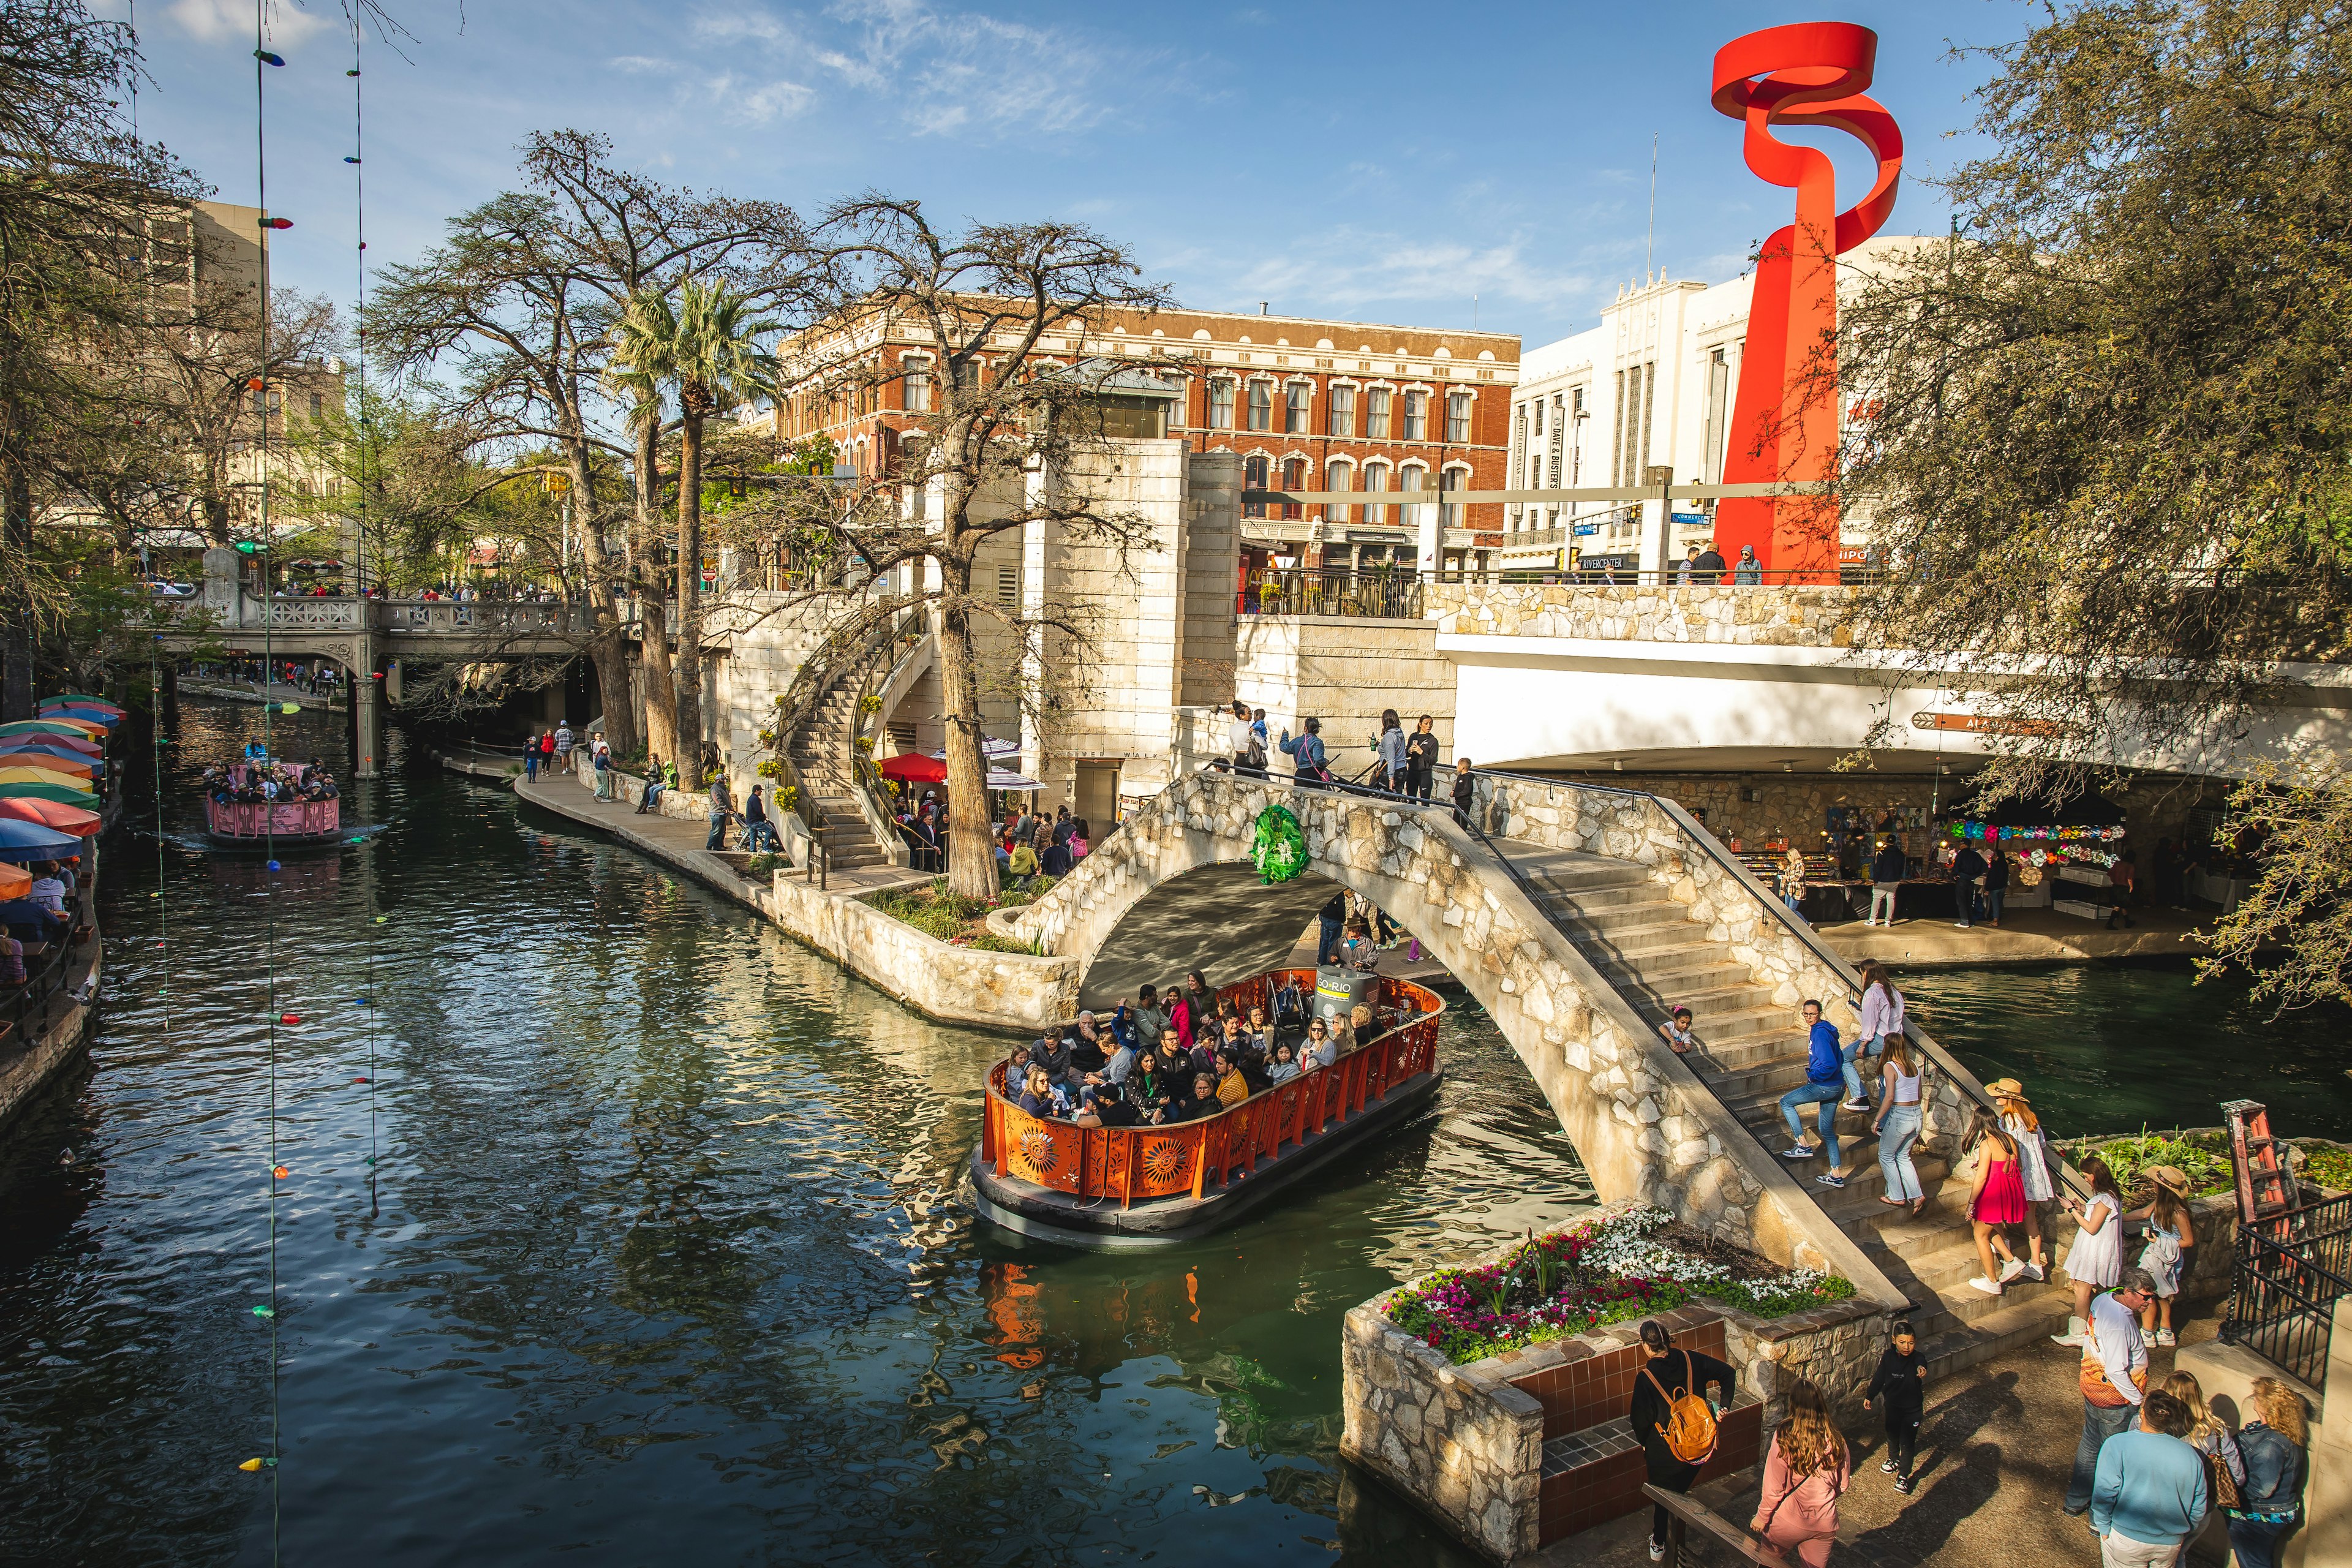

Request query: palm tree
[{"left": 609, "top": 280, "right": 778, "bottom": 766}]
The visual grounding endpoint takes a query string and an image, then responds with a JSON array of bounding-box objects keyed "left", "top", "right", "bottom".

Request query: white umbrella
[{"left": 986, "top": 771, "right": 1043, "bottom": 791}]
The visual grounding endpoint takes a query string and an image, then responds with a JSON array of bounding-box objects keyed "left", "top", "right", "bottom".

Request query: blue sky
[{"left": 102, "top": 0, "right": 2035, "bottom": 349}]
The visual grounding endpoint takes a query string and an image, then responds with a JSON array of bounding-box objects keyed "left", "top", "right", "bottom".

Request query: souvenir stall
[{"left": 1942, "top": 819, "right": 2132, "bottom": 919}]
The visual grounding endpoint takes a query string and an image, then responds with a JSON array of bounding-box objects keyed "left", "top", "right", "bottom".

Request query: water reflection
[{"left": 0, "top": 700, "right": 1589, "bottom": 1567}]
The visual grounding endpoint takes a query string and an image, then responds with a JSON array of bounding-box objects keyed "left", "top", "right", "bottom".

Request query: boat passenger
[
  {"left": 1267, "top": 1042, "right": 1300, "bottom": 1084},
  {"left": 1213, "top": 1052, "right": 1250, "bottom": 1108},
  {"left": 1271, "top": 974, "right": 1308, "bottom": 1038},
  {"left": 1302, "top": 1017, "right": 1336, "bottom": 1070}
]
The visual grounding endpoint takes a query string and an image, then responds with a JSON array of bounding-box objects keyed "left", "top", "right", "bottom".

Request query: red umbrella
[
  {"left": 880, "top": 752, "right": 946, "bottom": 784},
  {"left": 0, "top": 797, "right": 100, "bottom": 832}
]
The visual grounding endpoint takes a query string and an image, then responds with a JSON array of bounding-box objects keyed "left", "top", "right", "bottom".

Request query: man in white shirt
[{"left": 2065, "top": 1267, "right": 2158, "bottom": 1518}]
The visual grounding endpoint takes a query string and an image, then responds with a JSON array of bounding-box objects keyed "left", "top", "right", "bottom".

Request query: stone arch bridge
[{"left": 1007, "top": 767, "right": 2079, "bottom": 1374}]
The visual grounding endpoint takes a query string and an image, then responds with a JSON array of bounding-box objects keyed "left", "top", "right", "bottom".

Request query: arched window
[
  {"left": 1361, "top": 461, "right": 1390, "bottom": 526},
  {"left": 1446, "top": 390, "right": 1472, "bottom": 443},
  {"left": 1243, "top": 454, "right": 1269, "bottom": 519},
  {"left": 1280, "top": 456, "right": 1308, "bottom": 520},
  {"left": 1324, "top": 458, "right": 1354, "bottom": 524},
  {"left": 1401, "top": 390, "right": 1427, "bottom": 440},
  {"left": 1365, "top": 386, "right": 1392, "bottom": 440},
  {"left": 901, "top": 354, "right": 933, "bottom": 414},
  {"left": 1247, "top": 380, "right": 1273, "bottom": 432}
]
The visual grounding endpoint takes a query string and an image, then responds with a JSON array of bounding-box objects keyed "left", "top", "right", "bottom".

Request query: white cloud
[
  {"left": 170, "top": 0, "right": 330, "bottom": 46},
  {"left": 684, "top": 0, "right": 1169, "bottom": 141},
  {"left": 725, "top": 77, "right": 817, "bottom": 125},
  {"left": 609, "top": 55, "right": 680, "bottom": 76}
]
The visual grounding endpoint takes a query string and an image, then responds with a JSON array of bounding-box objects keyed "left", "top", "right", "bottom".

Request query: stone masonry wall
[
  {"left": 1428, "top": 580, "right": 1862, "bottom": 649},
  {"left": 1008, "top": 770, "right": 1907, "bottom": 1304}
]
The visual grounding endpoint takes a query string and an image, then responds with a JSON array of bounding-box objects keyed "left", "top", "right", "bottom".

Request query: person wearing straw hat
[
  {"left": 1988, "top": 1078, "right": 2055, "bottom": 1284},
  {"left": 2127, "top": 1166, "right": 2197, "bottom": 1346}
]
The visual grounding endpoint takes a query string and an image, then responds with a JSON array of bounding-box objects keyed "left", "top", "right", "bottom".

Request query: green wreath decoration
[{"left": 1251, "top": 803, "right": 1309, "bottom": 884}]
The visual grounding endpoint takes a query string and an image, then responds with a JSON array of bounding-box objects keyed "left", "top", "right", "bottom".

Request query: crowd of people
[
  {"left": 0, "top": 858, "right": 78, "bottom": 983},
  {"left": 1221, "top": 703, "right": 1482, "bottom": 830},
  {"left": 202, "top": 756, "right": 339, "bottom": 804},
  {"left": 1000, "top": 969, "right": 1414, "bottom": 1134}
]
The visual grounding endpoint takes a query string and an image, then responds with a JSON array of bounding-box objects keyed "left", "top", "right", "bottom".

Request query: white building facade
[{"left": 1499, "top": 237, "right": 1931, "bottom": 578}]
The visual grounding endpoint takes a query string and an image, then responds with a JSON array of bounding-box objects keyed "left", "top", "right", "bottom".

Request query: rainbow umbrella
[
  {"left": 40, "top": 700, "right": 123, "bottom": 720},
  {"left": 43, "top": 709, "right": 118, "bottom": 728},
  {"left": 0, "top": 750, "right": 94, "bottom": 779},
  {"left": 0, "top": 765, "right": 97, "bottom": 790},
  {"left": 0, "top": 782, "right": 99, "bottom": 807},
  {"left": 0, "top": 818, "right": 82, "bottom": 861},
  {"left": 0, "top": 798, "right": 100, "bottom": 833}
]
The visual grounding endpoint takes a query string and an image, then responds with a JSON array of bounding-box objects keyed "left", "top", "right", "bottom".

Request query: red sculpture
[{"left": 1709, "top": 23, "right": 1903, "bottom": 583}]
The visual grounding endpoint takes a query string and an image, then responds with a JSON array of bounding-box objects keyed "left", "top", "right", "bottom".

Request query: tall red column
[{"left": 1709, "top": 23, "right": 1904, "bottom": 584}]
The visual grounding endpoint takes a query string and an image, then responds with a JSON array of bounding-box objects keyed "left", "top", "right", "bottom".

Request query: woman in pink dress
[
  {"left": 1965, "top": 1112, "right": 2030, "bottom": 1298},
  {"left": 1752, "top": 1379, "right": 1850, "bottom": 1566}
]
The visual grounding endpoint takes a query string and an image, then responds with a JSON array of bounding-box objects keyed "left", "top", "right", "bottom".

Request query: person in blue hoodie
[
  {"left": 1778, "top": 1000, "right": 1850, "bottom": 1188},
  {"left": 1278, "top": 717, "right": 1330, "bottom": 785}
]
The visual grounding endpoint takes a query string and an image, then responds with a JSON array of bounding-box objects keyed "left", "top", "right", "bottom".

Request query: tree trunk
[
  {"left": 633, "top": 414, "right": 677, "bottom": 768},
  {"left": 673, "top": 409, "right": 704, "bottom": 778},
  {"left": 567, "top": 435, "right": 636, "bottom": 758},
  {"left": 937, "top": 552, "right": 998, "bottom": 902},
  {"left": 1, "top": 426, "right": 31, "bottom": 722}
]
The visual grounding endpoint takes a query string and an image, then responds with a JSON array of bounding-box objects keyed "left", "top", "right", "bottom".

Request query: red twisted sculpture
[{"left": 1709, "top": 23, "right": 1902, "bottom": 582}]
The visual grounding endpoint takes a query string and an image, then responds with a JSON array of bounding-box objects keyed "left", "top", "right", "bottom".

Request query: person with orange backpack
[{"left": 1630, "top": 1319, "right": 1736, "bottom": 1562}]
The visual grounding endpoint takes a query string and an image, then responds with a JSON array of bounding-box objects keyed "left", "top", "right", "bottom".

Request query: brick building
[{"left": 762, "top": 303, "right": 1521, "bottom": 580}]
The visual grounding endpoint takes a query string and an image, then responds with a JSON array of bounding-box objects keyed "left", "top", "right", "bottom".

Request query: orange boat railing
[{"left": 979, "top": 970, "right": 1444, "bottom": 1208}]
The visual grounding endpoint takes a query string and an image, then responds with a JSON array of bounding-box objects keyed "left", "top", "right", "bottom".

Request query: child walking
[
  {"left": 2053, "top": 1155, "right": 2124, "bottom": 1347},
  {"left": 1863, "top": 1321, "right": 1928, "bottom": 1494}
]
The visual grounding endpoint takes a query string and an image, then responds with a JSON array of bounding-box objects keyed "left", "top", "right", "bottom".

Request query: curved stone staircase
[
  {"left": 1498, "top": 842, "right": 2078, "bottom": 1381},
  {"left": 782, "top": 663, "right": 892, "bottom": 873}
]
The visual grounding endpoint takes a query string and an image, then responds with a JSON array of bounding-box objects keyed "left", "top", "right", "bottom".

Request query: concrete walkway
[
  {"left": 1527, "top": 1308, "right": 2247, "bottom": 1567},
  {"left": 1820, "top": 904, "right": 2213, "bottom": 970},
  {"left": 504, "top": 768, "right": 927, "bottom": 911},
  {"left": 182, "top": 678, "right": 339, "bottom": 711}
]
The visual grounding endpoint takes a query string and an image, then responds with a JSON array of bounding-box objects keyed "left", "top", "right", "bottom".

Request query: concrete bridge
[
  {"left": 146, "top": 554, "right": 601, "bottom": 775},
  {"left": 1008, "top": 766, "right": 2089, "bottom": 1379}
]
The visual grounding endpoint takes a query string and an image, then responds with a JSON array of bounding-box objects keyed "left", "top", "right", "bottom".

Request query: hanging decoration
[
  {"left": 1250, "top": 804, "right": 1308, "bottom": 884},
  {"left": 1946, "top": 821, "right": 2125, "bottom": 843}
]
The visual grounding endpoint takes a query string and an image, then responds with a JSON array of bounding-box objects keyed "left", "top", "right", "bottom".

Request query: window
[
  {"left": 1328, "top": 384, "right": 1356, "bottom": 439},
  {"left": 1445, "top": 391, "right": 1472, "bottom": 443},
  {"left": 1164, "top": 379, "right": 1186, "bottom": 429},
  {"left": 1280, "top": 457, "right": 1306, "bottom": 520},
  {"left": 1208, "top": 379, "right": 1235, "bottom": 429},
  {"left": 1568, "top": 388, "right": 1584, "bottom": 484},
  {"left": 1365, "top": 387, "right": 1392, "bottom": 439},
  {"left": 1243, "top": 453, "right": 1268, "bottom": 518},
  {"left": 308, "top": 391, "right": 324, "bottom": 421},
  {"left": 1532, "top": 398, "right": 1545, "bottom": 440},
  {"left": 1284, "top": 382, "right": 1311, "bottom": 435},
  {"left": 902, "top": 356, "right": 933, "bottom": 413},
  {"left": 1400, "top": 463, "right": 1425, "bottom": 528},
  {"left": 997, "top": 565, "right": 1019, "bottom": 607},
  {"left": 953, "top": 357, "right": 980, "bottom": 392},
  {"left": 1325, "top": 459, "right": 1353, "bottom": 524},
  {"left": 1439, "top": 466, "right": 1464, "bottom": 527},
  {"left": 1401, "top": 390, "right": 1427, "bottom": 440},
  {"left": 1362, "top": 461, "right": 1390, "bottom": 524},
  {"left": 1247, "top": 380, "right": 1272, "bottom": 432}
]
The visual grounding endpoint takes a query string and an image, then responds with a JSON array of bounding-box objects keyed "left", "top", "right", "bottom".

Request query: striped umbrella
[
  {"left": 0, "top": 750, "right": 95, "bottom": 779},
  {"left": 40, "top": 696, "right": 123, "bottom": 717},
  {"left": 0, "top": 782, "right": 99, "bottom": 807},
  {"left": 0, "top": 729, "right": 100, "bottom": 756},
  {"left": 0, "top": 720, "right": 104, "bottom": 742}
]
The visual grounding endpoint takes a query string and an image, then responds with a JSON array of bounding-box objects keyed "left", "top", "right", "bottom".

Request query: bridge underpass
[{"left": 1011, "top": 767, "right": 2089, "bottom": 1381}]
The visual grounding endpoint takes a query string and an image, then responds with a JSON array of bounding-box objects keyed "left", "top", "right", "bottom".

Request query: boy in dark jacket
[{"left": 1864, "top": 1320, "right": 1928, "bottom": 1493}]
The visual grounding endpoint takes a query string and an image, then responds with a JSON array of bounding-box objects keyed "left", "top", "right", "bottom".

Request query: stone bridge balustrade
[
  {"left": 1427, "top": 579, "right": 1861, "bottom": 648},
  {"left": 1004, "top": 769, "right": 1906, "bottom": 1308}
]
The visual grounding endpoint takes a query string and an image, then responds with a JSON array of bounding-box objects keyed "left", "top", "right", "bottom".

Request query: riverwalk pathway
[
  {"left": 181, "top": 677, "right": 339, "bottom": 712},
  {"left": 1821, "top": 903, "right": 2213, "bottom": 970}
]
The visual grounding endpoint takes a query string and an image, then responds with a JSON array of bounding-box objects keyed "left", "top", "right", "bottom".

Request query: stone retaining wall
[{"left": 1427, "top": 580, "right": 1862, "bottom": 648}]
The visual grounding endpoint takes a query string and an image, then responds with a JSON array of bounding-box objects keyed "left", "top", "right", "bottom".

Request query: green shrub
[{"left": 2056, "top": 1129, "right": 2234, "bottom": 1199}]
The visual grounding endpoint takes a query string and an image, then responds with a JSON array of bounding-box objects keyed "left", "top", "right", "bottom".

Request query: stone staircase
[
  {"left": 782, "top": 668, "right": 891, "bottom": 873},
  {"left": 1502, "top": 842, "right": 2077, "bottom": 1379}
]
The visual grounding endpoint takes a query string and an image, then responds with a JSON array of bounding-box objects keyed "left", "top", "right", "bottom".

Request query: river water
[
  {"left": 6, "top": 701, "right": 2340, "bottom": 1567},
  {"left": 0, "top": 701, "right": 1594, "bottom": 1567}
]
